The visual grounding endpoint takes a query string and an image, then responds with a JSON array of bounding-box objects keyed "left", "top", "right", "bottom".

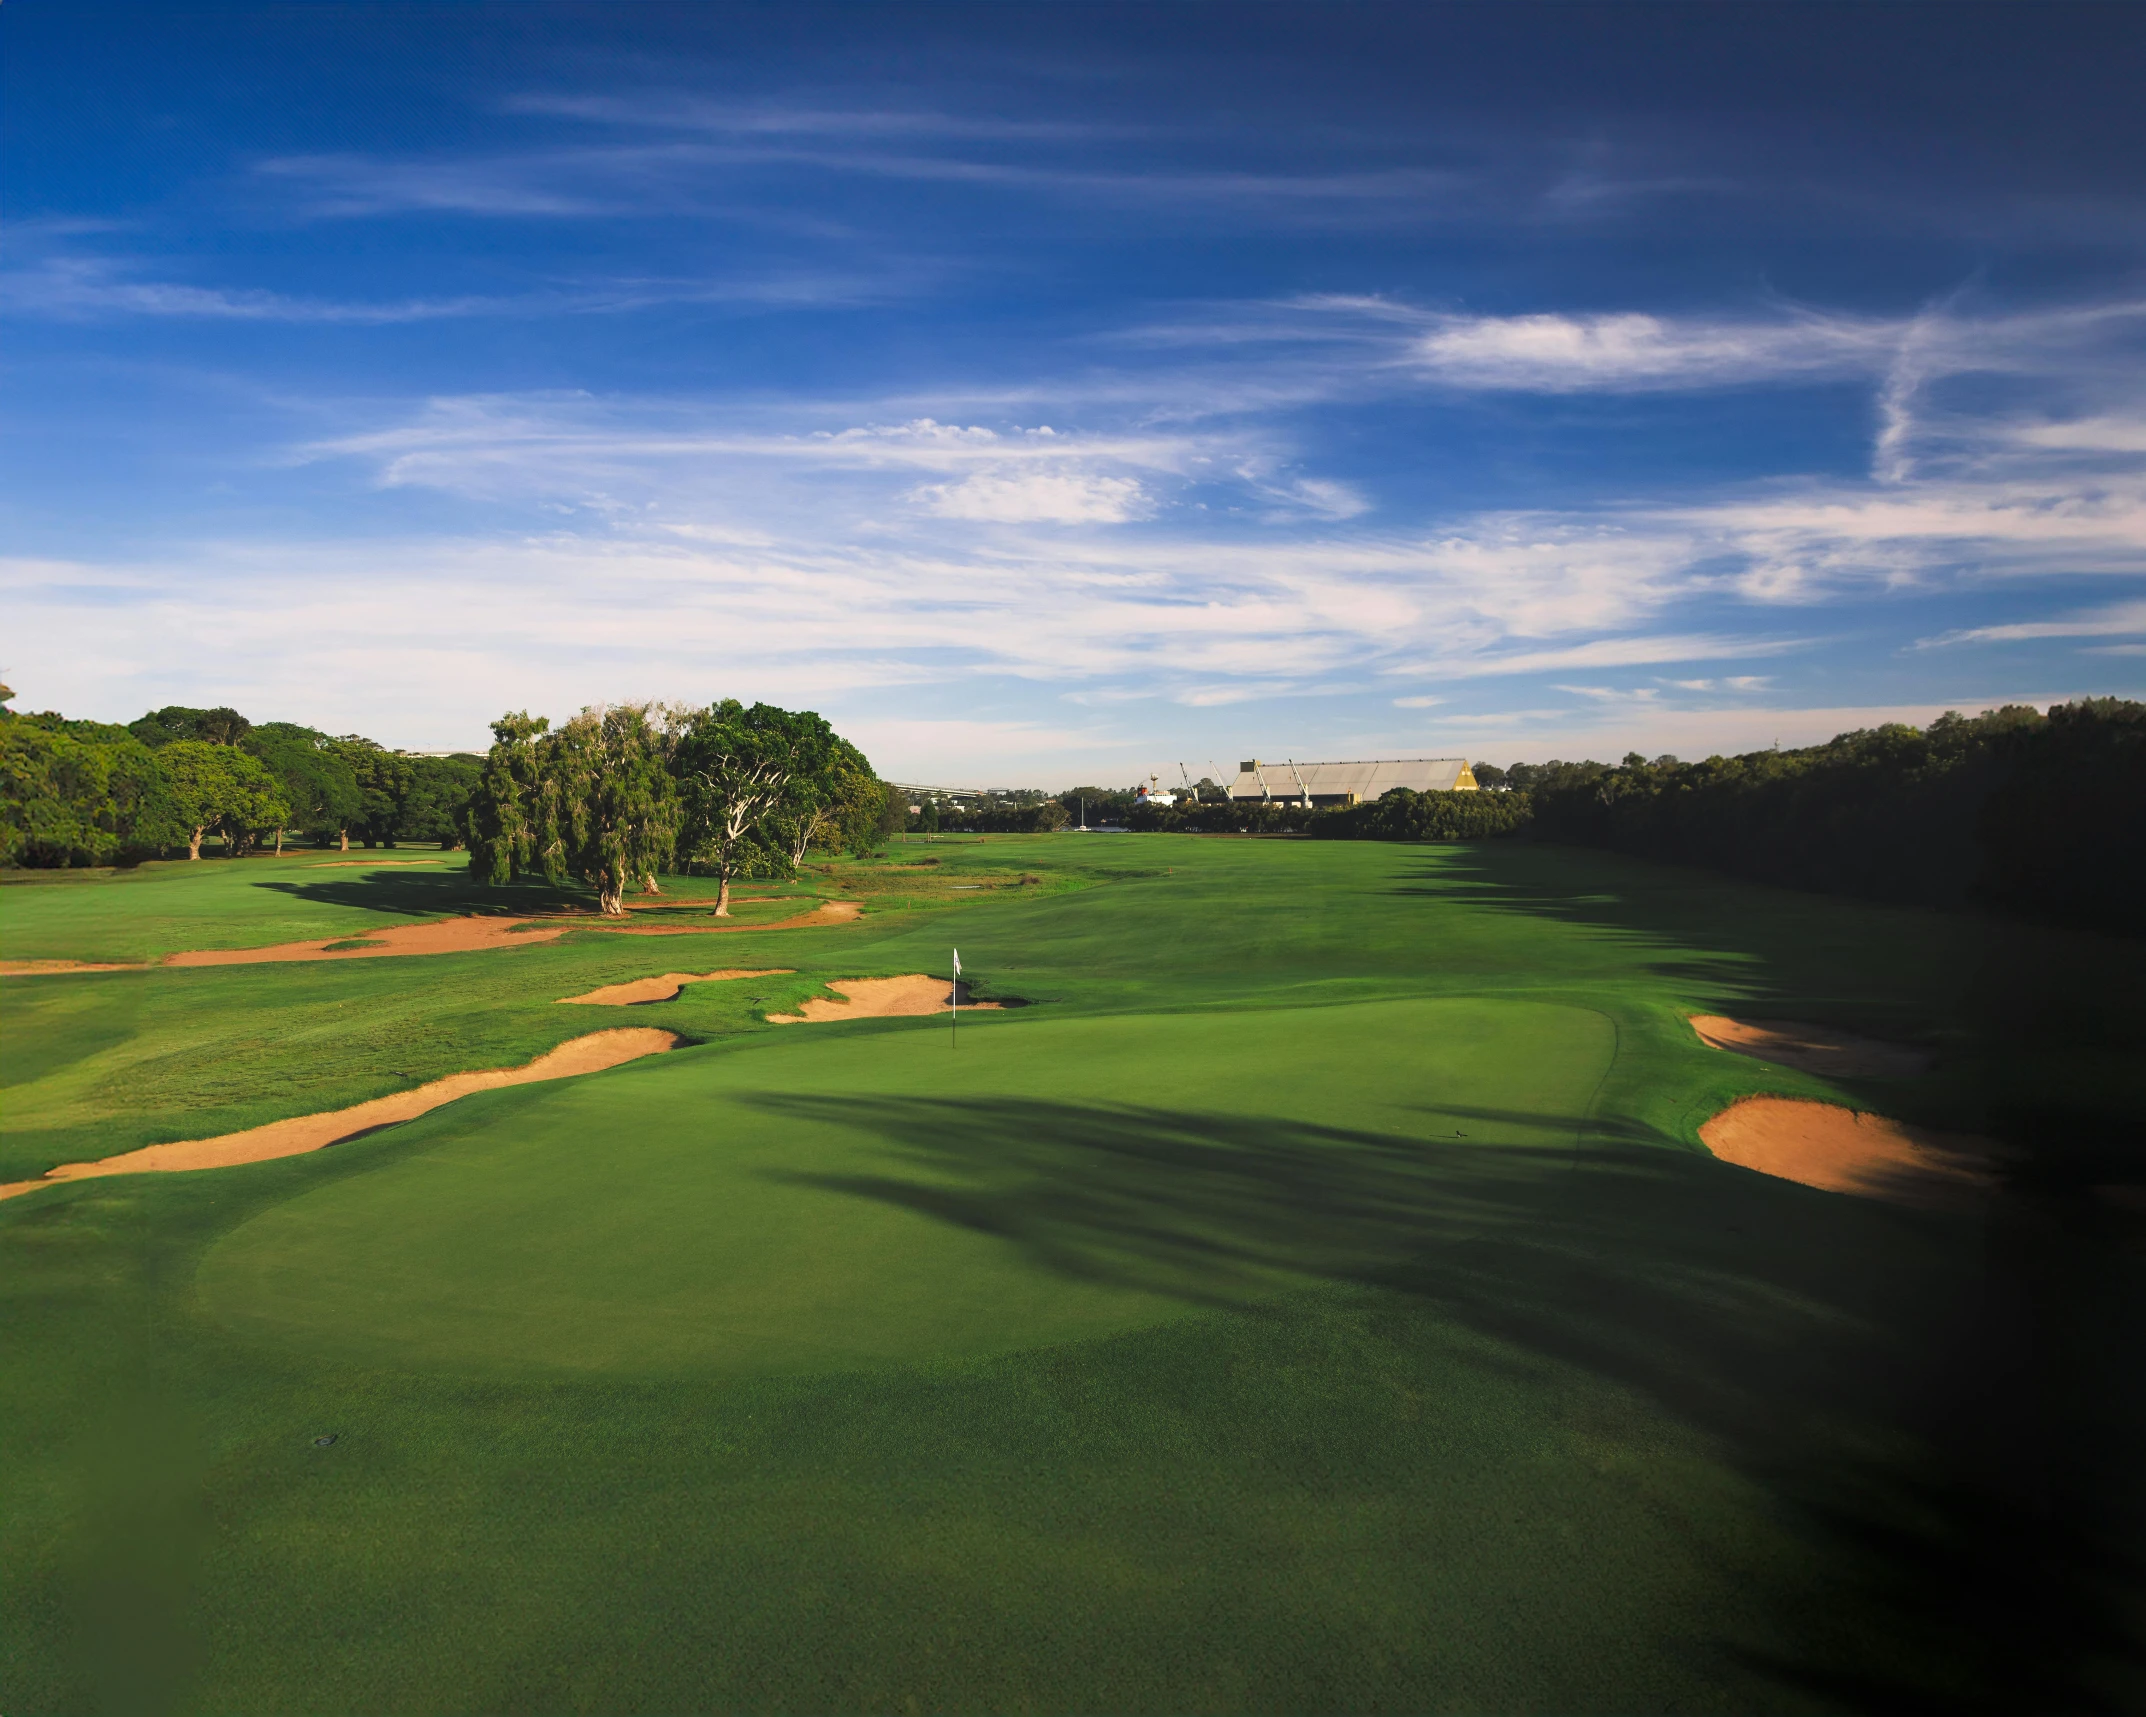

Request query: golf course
[{"left": 3, "top": 834, "right": 2142, "bottom": 1712}]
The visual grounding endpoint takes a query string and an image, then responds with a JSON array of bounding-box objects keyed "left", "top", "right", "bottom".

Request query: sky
[{"left": 5, "top": 2, "right": 2145, "bottom": 786}]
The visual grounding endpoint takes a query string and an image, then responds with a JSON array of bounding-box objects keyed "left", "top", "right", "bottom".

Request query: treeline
[
  {"left": 466, "top": 700, "right": 899, "bottom": 915},
  {"left": 0, "top": 688, "right": 480, "bottom": 867},
  {"left": 911, "top": 794, "right": 1070, "bottom": 834},
  {"left": 1511, "top": 699, "right": 2145, "bottom": 934}
]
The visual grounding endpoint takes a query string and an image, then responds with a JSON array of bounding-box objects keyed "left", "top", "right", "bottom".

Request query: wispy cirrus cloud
[
  {"left": 258, "top": 141, "right": 1477, "bottom": 223},
  {"left": 910, "top": 469, "right": 1152, "bottom": 524},
  {"left": 0, "top": 248, "right": 906, "bottom": 323},
  {"left": 500, "top": 93, "right": 1144, "bottom": 144},
  {"left": 1406, "top": 309, "right": 1896, "bottom": 390},
  {"left": 1913, "top": 598, "right": 2146, "bottom": 649},
  {"left": 0, "top": 255, "right": 506, "bottom": 323}
]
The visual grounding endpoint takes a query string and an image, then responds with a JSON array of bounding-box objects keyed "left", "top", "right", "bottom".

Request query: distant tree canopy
[
  {"left": 2, "top": 687, "right": 488, "bottom": 867},
  {"left": 129, "top": 704, "right": 254, "bottom": 749},
  {"left": 244, "top": 723, "right": 363, "bottom": 848},
  {"left": 1308, "top": 787, "right": 1532, "bottom": 842},
  {"left": 920, "top": 793, "right": 1070, "bottom": 835},
  {"left": 1045, "top": 701, "right": 2145, "bottom": 937},
  {"left": 1505, "top": 699, "right": 2145, "bottom": 934},
  {"left": 463, "top": 699, "right": 890, "bottom": 914},
  {"left": 402, "top": 754, "right": 484, "bottom": 848}
]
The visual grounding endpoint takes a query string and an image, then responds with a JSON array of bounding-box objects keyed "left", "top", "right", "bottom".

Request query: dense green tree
[
  {"left": 402, "top": 754, "right": 484, "bottom": 849},
  {"left": 1056, "top": 786, "right": 1136, "bottom": 827},
  {"left": 538, "top": 705, "right": 680, "bottom": 916},
  {"left": 1, "top": 690, "right": 188, "bottom": 867},
  {"left": 673, "top": 700, "right": 820, "bottom": 914},
  {"left": 160, "top": 740, "right": 289, "bottom": 860},
  {"left": 1310, "top": 787, "right": 1533, "bottom": 842},
  {"left": 465, "top": 713, "right": 553, "bottom": 884},
  {"left": 129, "top": 705, "right": 252, "bottom": 748},
  {"left": 329, "top": 738, "right": 416, "bottom": 848},
  {"left": 243, "top": 723, "right": 363, "bottom": 852},
  {"left": 1507, "top": 700, "right": 2145, "bottom": 932},
  {"left": 769, "top": 735, "right": 889, "bottom": 865},
  {"left": 877, "top": 780, "right": 910, "bottom": 842}
]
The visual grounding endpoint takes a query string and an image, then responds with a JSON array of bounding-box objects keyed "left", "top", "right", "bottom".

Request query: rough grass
[{"left": 3, "top": 833, "right": 2143, "bottom": 1712}]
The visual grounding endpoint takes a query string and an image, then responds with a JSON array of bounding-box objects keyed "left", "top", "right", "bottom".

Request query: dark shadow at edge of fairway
[
  {"left": 253, "top": 869, "right": 571, "bottom": 920},
  {"left": 747, "top": 1088, "right": 2145, "bottom": 1714}
]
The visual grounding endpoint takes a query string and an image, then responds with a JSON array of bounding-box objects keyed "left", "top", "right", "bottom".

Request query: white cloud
[
  {"left": 1913, "top": 599, "right": 2146, "bottom": 649},
  {"left": 909, "top": 470, "right": 1150, "bottom": 523},
  {"left": 0, "top": 256, "right": 503, "bottom": 323},
  {"left": 2009, "top": 415, "right": 2146, "bottom": 455},
  {"left": 1409, "top": 310, "right": 1892, "bottom": 391},
  {"left": 1430, "top": 695, "right": 2139, "bottom": 769},
  {"left": 1387, "top": 631, "right": 1811, "bottom": 680}
]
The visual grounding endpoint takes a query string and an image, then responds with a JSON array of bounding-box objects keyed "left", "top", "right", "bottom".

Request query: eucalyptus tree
[
  {"left": 673, "top": 699, "right": 822, "bottom": 914},
  {"left": 541, "top": 704, "right": 680, "bottom": 916},
  {"left": 466, "top": 712, "right": 552, "bottom": 883},
  {"left": 772, "top": 738, "right": 885, "bottom": 866}
]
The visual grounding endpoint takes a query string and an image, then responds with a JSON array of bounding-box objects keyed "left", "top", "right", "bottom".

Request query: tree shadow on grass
[
  {"left": 253, "top": 870, "right": 592, "bottom": 920},
  {"left": 752, "top": 1089, "right": 2145, "bottom": 1713}
]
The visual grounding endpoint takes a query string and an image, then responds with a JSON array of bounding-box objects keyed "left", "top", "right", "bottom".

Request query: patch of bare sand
[
  {"left": 1700, "top": 1097, "right": 1999, "bottom": 1208},
  {"left": 0, "top": 959, "right": 146, "bottom": 976},
  {"left": 618, "top": 895, "right": 788, "bottom": 912},
  {"left": 600, "top": 900, "right": 863, "bottom": 937},
  {"left": 164, "top": 916, "right": 571, "bottom": 965},
  {"left": 1689, "top": 1014, "right": 1932, "bottom": 1079},
  {"left": 559, "top": 968, "right": 792, "bottom": 1006},
  {"left": 6, "top": 900, "right": 862, "bottom": 978},
  {"left": 770, "top": 974, "right": 999, "bottom": 1024},
  {"left": 0, "top": 1028, "right": 680, "bottom": 1201}
]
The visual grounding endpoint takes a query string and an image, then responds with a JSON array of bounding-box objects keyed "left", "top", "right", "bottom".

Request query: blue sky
[{"left": 6, "top": 3, "right": 2144, "bottom": 783}]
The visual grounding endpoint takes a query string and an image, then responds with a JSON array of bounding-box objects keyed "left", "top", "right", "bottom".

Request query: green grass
[
  {"left": 195, "top": 999, "right": 1614, "bottom": 1376},
  {"left": 0, "top": 852, "right": 480, "bottom": 962},
  {"left": 3, "top": 834, "right": 2143, "bottom": 1711}
]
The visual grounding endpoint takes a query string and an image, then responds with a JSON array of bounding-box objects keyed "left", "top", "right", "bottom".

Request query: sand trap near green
[{"left": 197, "top": 997, "right": 1612, "bottom": 1377}]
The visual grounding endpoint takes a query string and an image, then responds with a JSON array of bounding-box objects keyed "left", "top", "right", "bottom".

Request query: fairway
[
  {"left": 4, "top": 835, "right": 2142, "bottom": 1713},
  {"left": 198, "top": 1000, "right": 1614, "bottom": 1375}
]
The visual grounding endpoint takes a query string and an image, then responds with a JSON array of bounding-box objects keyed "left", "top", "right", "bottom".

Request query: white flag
[{"left": 952, "top": 948, "right": 961, "bottom": 977}]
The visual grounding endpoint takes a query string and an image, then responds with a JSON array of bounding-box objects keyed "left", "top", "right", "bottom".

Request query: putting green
[{"left": 197, "top": 998, "right": 1613, "bottom": 1376}]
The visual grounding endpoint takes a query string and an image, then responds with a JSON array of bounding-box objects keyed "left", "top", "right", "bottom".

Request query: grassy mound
[{"left": 196, "top": 999, "right": 1613, "bottom": 1376}]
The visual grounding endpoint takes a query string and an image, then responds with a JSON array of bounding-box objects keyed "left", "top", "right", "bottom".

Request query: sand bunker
[
  {"left": 603, "top": 900, "right": 862, "bottom": 937},
  {"left": 1689, "top": 1015, "right": 1932, "bottom": 1080},
  {"left": 559, "top": 968, "right": 793, "bottom": 1006},
  {"left": 2, "top": 900, "right": 863, "bottom": 978},
  {"left": 165, "top": 915, "right": 572, "bottom": 966},
  {"left": 1700, "top": 1097, "right": 1998, "bottom": 1208},
  {"left": 0, "top": 1028, "right": 680, "bottom": 1201},
  {"left": 770, "top": 974, "right": 1000, "bottom": 1024}
]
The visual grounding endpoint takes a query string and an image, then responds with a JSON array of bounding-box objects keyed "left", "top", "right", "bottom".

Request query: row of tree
[
  {"left": 0, "top": 690, "right": 484, "bottom": 866},
  {"left": 465, "top": 700, "right": 899, "bottom": 915},
  {"left": 1509, "top": 699, "right": 2145, "bottom": 933}
]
